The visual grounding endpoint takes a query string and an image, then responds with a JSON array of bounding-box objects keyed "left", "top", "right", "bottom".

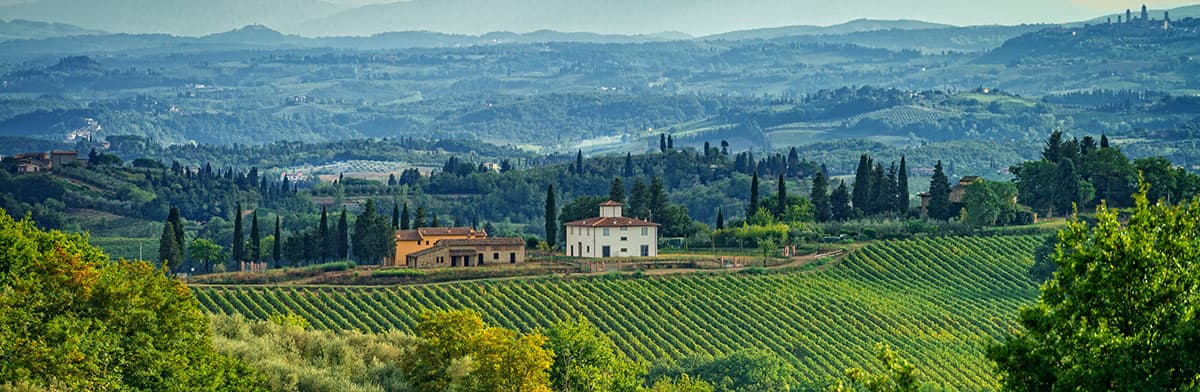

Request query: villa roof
[
  {"left": 564, "top": 216, "right": 659, "bottom": 228},
  {"left": 439, "top": 237, "right": 525, "bottom": 247},
  {"left": 599, "top": 200, "right": 623, "bottom": 206}
]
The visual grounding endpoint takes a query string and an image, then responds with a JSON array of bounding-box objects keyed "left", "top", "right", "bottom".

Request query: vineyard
[{"left": 193, "top": 235, "right": 1042, "bottom": 390}]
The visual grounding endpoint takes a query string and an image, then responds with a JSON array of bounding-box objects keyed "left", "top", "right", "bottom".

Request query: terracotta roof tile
[
  {"left": 599, "top": 200, "right": 623, "bottom": 206},
  {"left": 564, "top": 217, "right": 659, "bottom": 227},
  {"left": 439, "top": 237, "right": 525, "bottom": 246}
]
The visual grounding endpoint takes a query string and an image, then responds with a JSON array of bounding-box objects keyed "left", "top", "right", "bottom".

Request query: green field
[{"left": 193, "top": 235, "right": 1042, "bottom": 390}]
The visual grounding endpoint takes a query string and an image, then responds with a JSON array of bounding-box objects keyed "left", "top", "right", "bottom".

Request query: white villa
[{"left": 564, "top": 201, "right": 659, "bottom": 258}]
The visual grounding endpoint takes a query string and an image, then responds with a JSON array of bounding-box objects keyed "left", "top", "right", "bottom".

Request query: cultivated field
[{"left": 194, "top": 235, "right": 1042, "bottom": 390}]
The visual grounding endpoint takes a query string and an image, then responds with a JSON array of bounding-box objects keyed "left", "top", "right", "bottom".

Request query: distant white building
[{"left": 564, "top": 201, "right": 658, "bottom": 258}]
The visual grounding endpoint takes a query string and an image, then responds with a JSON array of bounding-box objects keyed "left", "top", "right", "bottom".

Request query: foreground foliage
[
  {"left": 989, "top": 190, "right": 1200, "bottom": 391},
  {"left": 196, "top": 235, "right": 1042, "bottom": 390},
  {"left": 0, "top": 208, "right": 260, "bottom": 391}
]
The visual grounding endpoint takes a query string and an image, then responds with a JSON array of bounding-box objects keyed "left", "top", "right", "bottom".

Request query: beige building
[
  {"left": 404, "top": 237, "right": 526, "bottom": 268},
  {"left": 390, "top": 227, "right": 488, "bottom": 266},
  {"left": 564, "top": 201, "right": 659, "bottom": 258}
]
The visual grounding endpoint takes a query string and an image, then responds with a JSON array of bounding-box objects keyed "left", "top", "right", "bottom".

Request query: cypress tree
[
  {"left": 776, "top": 174, "right": 788, "bottom": 217},
  {"left": 545, "top": 185, "right": 557, "bottom": 247},
  {"left": 414, "top": 206, "right": 426, "bottom": 229},
  {"left": 401, "top": 203, "right": 410, "bottom": 230},
  {"left": 667, "top": 134, "right": 674, "bottom": 150},
  {"left": 167, "top": 206, "right": 184, "bottom": 254},
  {"left": 158, "top": 221, "right": 182, "bottom": 272},
  {"left": 232, "top": 203, "right": 243, "bottom": 263},
  {"left": 319, "top": 206, "right": 330, "bottom": 261},
  {"left": 897, "top": 156, "right": 909, "bottom": 215},
  {"left": 576, "top": 150, "right": 584, "bottom": 175},
  {"left": 883, "top": 163, "right": 898, "bottom": 214},
  {"left": 273, "top": 215, "right": 281, "bottom": 266},
  {"left": 868, "top": 163, "right": 886, "bottom": 215},
  {"left": 659, "top": 134, "right": 667, "bottom": 153},
  {"left": 248, "top": 211, "right": 260, "bottom": 262},
  {"left": 812, "top": 171, "right": 831, "bottom": 222},
  {"left": 609, "top": 178, "right": 625, "bottom": 203},
  {"left": 831, "top": 180, "right": 852, "bottom": 221},
  {"left": 748, "top": 171, "right": 760, "bottom": 217},
  {"left": 392, "top": 202, "right": 400, "bottom": 229},
  {"left": 649, "top": 177, "right": 668, "bottom": 221},
  {"left": 851, "top": 154, "right": 871, "bottom": 212},
  {"left": 623, "top": 153, "right": 634, "bottom": 177},
  {"left": 1100, "top": 134, "right": 1110, "bottom": 148},
  {"left": 629, "top": 178, "right": 649, "bottom": 218},
  {"left": 928, "top": 160, "right": 952, "bottom": 220},
  {"left": 337, "top": 208, "right": 349, "bottom": 260},
  {"left": 431, "top": 213, "right": 439, "bottom": 227},
  {"left": 716, "top": 208, "right": 725, "bottom": 230}
]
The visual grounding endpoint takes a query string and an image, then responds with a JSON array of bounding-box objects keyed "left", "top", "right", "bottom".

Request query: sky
[{"left": 2, "top": 0, "right": 1198, "bottom": 37}]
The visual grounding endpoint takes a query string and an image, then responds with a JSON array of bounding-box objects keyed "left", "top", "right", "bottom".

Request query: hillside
[
  {"left": 0, "top": 0, "right": 346, "bottom": 36},
  {"left": 0, "top": 18, "right": 104, "bottom": 41},
  {"left": 194, "top": 235, "right": 1043, "bottom": 390},
  {"left": 703, "top": 18, "right": 954, "bottom": 41}
]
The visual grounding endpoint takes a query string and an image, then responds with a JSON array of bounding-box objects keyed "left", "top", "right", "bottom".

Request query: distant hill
[
  {"left": 0, "top": 25, "right": 694, "bottom": 58},
  {"left": 293, "top": 0, "right": 868, "bottom": 37},
  {"left": 770, "top": 24, "right": 1052, "bottom": 53},
  {"left": 702, "top": 19, "right": 954, "bottom": 41},
  {"left": 0, "top": 0, "right": 347, "bottom": 36},
  {"left": 1070, "top": 4, "right": 1200, "bottom": 26},
  {"left": 0, "top": 18, "right": 104, "bottom": 41}
]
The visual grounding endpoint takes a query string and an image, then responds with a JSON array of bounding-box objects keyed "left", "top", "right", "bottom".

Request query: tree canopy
[
  {"left": 989, "top": 187, "right": 1200, "bottom": 391},
  {"left": 0, "top": 209, "right": 260, "bottom": 390}
]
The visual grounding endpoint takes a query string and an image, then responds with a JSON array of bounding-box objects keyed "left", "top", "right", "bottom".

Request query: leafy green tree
[
  {"left": 1010, "top": 160, "right": 1057, "bottom": 213},
  {"left": 545, "top": 317, "right": 644, "bottom": 392},
  {"left": 545, "top": 185, "right": 557, "bottom": 247},
  {"left": 402, "top": 309, "right": 553, "bottom": 392},
  {"left": 661, "top": 349, "right": 798, "bottom": 392},
  {"left": 1082, "top": 147, "right": 1135, "bottom": 207},
  {"left": 1052, "top": 158, "right": 1084, "bottom": 215},
  {"left": 988, "top": 187, "right": 1200, "bottom": 391},
  {"left": 649, "top": 375, "right": 714, "bottom": 392},
  {"left": 158, "top": 220, "right": 183, "bottom": 272},
  {"left": 0, "top": 210, "right": 262, "bottom": 390},
  {"left": 962, "top": 179, "right": 1019, "bottom": 226},
  {"left": 927, "top": 161, "right": 952, "bottom": 220},
  {"left": 1027, "top": 235, "right": 1058, "bottom": 283},
  {"left": 834, "top": 343, "right": 923, "bottom": 392},
  {"left": 189, "top": 237, "right": 224, "bottom": 273}
]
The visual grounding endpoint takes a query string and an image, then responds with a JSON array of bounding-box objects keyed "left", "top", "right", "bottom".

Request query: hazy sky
[{"left": 2, "top": 0, "right": 1199, "bottom": 37}]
